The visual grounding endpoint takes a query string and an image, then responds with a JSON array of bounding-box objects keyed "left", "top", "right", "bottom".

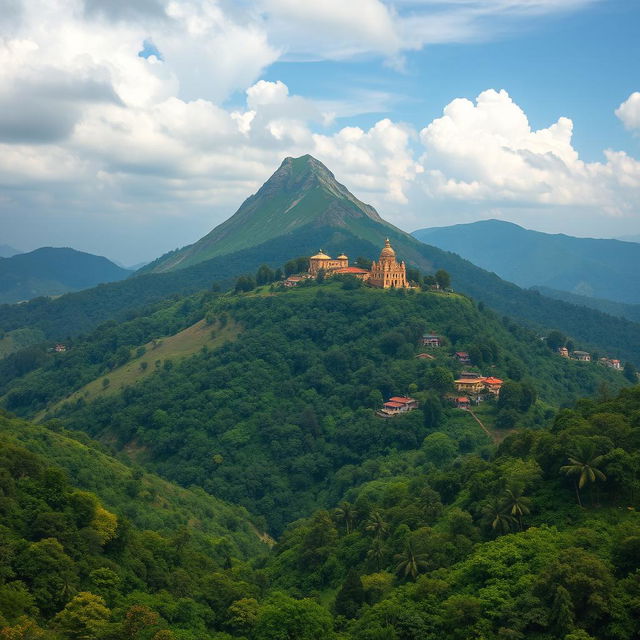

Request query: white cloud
[
  {"left": 417, "top": 89, "right": 640, "bottom": 221},
  {"left": 616, "top": 92, "right": 640, "bottom": 131}
]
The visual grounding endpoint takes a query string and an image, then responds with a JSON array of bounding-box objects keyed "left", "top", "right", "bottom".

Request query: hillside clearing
[{"left": 39, "top": 317, "right": 239, "bottom": 420}]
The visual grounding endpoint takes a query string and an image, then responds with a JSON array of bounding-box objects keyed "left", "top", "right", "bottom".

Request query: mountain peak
[{"left": 144, "top": 155, "right": 392, "bottom": 272}]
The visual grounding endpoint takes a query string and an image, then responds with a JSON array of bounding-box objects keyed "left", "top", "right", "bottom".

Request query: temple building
[
  {"left": 307, "top": 239, "right": 409, "bottom": 288},
  {"left": 368, "top": 239, "right": 409, "bottom": 288}
]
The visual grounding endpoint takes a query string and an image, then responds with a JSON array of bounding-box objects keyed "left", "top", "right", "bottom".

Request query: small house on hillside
[
  {"left": 557, "top": 347, "right": 569, "bottom": 358},
  {"left": 377, "top": 396, "right": 419, "bottom": 417},
  {"left": 421, "top": 333, "right": 441, "bottom": 347},
  {"left": 572, "top": 351, "right": 591, "bottom": 362},
  {"left": 455, "top": 351, "right": 471, "bottom": 364},
  {"left": 454, "top": 378, "right": 485, "bottom": 394},
  {"left": 54, "top": 344, "right": 67, "bottom": 353},
  {"left": 284, "top": 275, "right": 305, "bottom": 287},
  {"left": 599, "top": 357, "right": 621, "bottom": 370},
  {"left": 455, "top": 396, "right": 470, "bottom": 409},
  {"left": 482, "top": 377, "right": 504, "bottom": 395}
]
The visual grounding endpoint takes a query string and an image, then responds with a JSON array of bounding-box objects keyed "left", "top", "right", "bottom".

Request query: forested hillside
[
  {"left": 2, "top": 334, "right": 640, "bottom": 638},
  {"left": 2, "top": 281, "right": 630, "bottom": 537},
  {"left": 0, "top": 411, "right": 269, "bottom": 638}
]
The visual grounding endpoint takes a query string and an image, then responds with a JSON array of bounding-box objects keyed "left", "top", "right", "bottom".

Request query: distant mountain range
[
  {"left": 413, "top": 220, "right": 640, "bottom": 305},
  {"left": 0, "top": 244, "right": 21, "bottom": 258},
  {"left": 0, "top": 247, "right": 131, "bottom": 304},
  {"left": 3, "top": 156, "right": 640, "bottom": 364}
]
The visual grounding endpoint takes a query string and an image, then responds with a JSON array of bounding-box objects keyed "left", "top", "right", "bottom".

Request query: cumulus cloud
[
  {"left": 417, "top": 89, "right": 640, "bottom": 220},
  {"left": 616, "top": 92, "right": 640, "bottom": 131}
]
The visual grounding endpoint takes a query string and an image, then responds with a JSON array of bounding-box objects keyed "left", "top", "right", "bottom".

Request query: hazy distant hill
[
  {"left": 0, "top": 247, "right": 131, "bottom": 303},
  {"left": 3, "top": 157, "right": 640, "bottom": 364},
  {"left": 531, "top": 285, "right": 640, "bottom": 324},
  {"left": 0, "top": 244, "right": 21, "bottom": 258},
  {"left": 413, "top": 220, "right": 640, "bottom": 304}
]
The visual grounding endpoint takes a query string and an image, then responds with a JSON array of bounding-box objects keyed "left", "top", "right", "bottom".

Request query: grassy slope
[{"left": 38, "top": 317, "right": 239, "bottom": 419}]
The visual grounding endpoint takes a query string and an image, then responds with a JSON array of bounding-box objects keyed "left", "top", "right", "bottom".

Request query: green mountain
[
  {"left": 0, "top": 246, "right": 131, "bottom": 303},
  {"left": 3, "top": 157, "right": 640, "bottom": 366},
  {"left": 412, "top": 219, "right": 640, "bottom": 304},
  {"left": 143, "top": 155, "right": 394, "bottom": 273}
]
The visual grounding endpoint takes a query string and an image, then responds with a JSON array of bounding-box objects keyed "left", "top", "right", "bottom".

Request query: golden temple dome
[
  {"left": 337, "top": 253, "right": 348, "bottom": 259},
  {"left": 380, "top": 238, "right": 396, "bottom": 258},
  {"left": 310, "top": 250, "right": 332, "bottom": 260}
]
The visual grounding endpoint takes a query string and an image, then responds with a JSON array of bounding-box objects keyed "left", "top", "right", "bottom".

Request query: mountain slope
[
  {"left": 143, "top": 154, "right": 394, "bottom": 273},
  {"left": 531, "top": 285, "right": 640, "bottom": 324},
  {"left": 0, "top": 246, "right": 131, "bottom": 303},
  {"left": 413, "top": 219, "right": 640, "bottom": 304}
]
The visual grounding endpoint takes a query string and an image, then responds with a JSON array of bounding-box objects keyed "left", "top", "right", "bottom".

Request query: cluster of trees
[{"left": 0, "top": 422, "right": 269, "bottom": 639}]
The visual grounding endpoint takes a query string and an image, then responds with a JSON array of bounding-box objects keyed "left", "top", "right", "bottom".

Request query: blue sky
[
  {"left": 1, "top": 0, "right": 639, "bottom": 263},
  {"left": 261, "top": 1, "right": 639, "bottom": 161}
]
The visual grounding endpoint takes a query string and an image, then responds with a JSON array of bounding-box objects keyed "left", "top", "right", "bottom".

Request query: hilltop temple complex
[{"left": 307, "top": 239, "right": 409, "bottom": 288}]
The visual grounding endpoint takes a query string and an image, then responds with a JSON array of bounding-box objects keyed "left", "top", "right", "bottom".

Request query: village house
[
  {"left": 599, "top": 357, "right": 622, "bottom": 370},
  {"left": 557, "top": 347, "right": 569, "bottom": 358},
  {"left": 454, "top": 375, "right": 504, "bottom": 397},
  {"left": 54, "top": 344, "right": 67, "bottom": 353},
  {"left": 421, "top": 332, "right": 441, "bottom": 347},
  {"left": 482, "top": 377, "right": 504, "bottom": 396},
  {"left": 378, "top": 396, "right": 419, "bottom": 417},
  {"left": 454, "top": 377, "right": 486, "bottom": 394},
  {"left": 283, "top": 275, "right": 306, "bottom": 287},
  {"left": 455, "top": 396, "right": 470, "bottom": 409},
  {"left": 455, "top": 351, "right": 471, "bottom": 364},
  {"left": 572, "top": 351, "right": 591, "bottom": 362}
]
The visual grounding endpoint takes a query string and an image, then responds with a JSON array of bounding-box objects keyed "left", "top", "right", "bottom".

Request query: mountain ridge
[
  {"left": 0, "top": 246, "right": 131, "bottom": 304},
  {"left": 412, "top": 219, "right": 640, "bottom": 304}
]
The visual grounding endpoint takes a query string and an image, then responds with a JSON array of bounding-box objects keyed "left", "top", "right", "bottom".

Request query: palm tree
[
  {"left": 367, "top": 537, "right": 386, "bottom": 571},
  {"left": 481, "top": 498, "right": 515, "bottom": 535},
  {"left": 561, "top": 444, "right": 607, "bottom": 507},
  {"left": 394, "top": 541, "right": 429, "bottom": 581},
  {"left": 334, "top": 501, "right": 356, "bottom": 535},
  {"left": 502, "top": 486, "right": 531, "bottom": 531},
  {"left": 365, "top": 511, "right": 389, "bottom": 540}
]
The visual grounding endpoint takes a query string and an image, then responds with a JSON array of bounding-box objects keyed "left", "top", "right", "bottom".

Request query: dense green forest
[
  {"left": 2, "top": 362, "right": 640, "bottom": 637},
  {"left": 1, "top": 281, "right": 639, "bottom": 638}
]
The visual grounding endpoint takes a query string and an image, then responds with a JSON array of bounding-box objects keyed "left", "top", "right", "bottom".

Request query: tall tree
[
  {"left": 394, "top": 541, "right": 429, "bottom": 581},
  {"left": 561, "top": 445, "right": 607, "bottom": 507}
]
